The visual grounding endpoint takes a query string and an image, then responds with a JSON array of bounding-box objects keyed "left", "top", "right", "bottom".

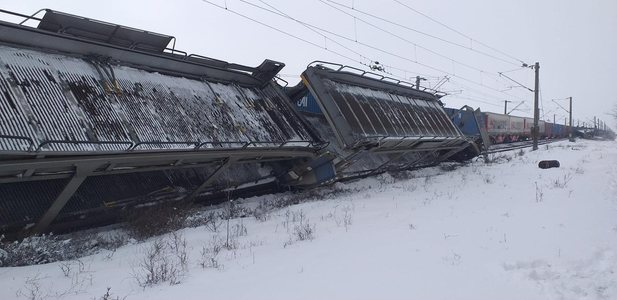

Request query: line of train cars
[
  {"left": 0, "top": 8, "right": 601, "bottom": 235},
  {"left": 296, "top": 91, "right": 571, "bottom": 151},
  {"left": 0, "top": 9, "right": 476, "bottom": 234},
  {"left": 443, "top": 108, "right": 571, "bottom": 145}
]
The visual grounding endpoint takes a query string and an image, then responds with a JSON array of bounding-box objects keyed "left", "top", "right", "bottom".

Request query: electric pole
[
  {"left": 504, "top": 100, "right": 511, "bottom": 115},
  {"left": 568, "top": 97, "right": 574, "bottom": 142},
  {"left": 415, "top": 76, "right": 426, "bottom": 90},
  {"left": 532, "top": 62, "right": 540, "bottom": 151}
]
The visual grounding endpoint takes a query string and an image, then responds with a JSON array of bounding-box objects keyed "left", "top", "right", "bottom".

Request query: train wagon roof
[
  {"left": 37, "top": 9, "right": 174, "bottom": 53},
  {"left": 0, "top": 9, "right": 284, "bottom": 86}
]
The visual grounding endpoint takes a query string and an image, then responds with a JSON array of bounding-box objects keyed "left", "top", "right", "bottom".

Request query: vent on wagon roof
[{"left": 37, "top": 9, "right": 174, "bottom": 53}]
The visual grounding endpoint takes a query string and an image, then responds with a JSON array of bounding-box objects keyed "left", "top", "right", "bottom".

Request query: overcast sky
[{"left": 2, "top": 0, "right": 615, "bottom": 127}]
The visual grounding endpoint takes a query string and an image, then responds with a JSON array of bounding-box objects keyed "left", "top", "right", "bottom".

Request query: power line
[
  {"left": 446, "top": 77, "right": 526, "bottom": 104},
  {"left": 233, "top": 0, "right": 441, "bottom": 80},
  {"left": 392, "top": 0, "right": 528, "bottom": 65},
  {"left": 442, "top": 94, "right": 502, "bottom": 108},
  {"left": 244, "top": 0, "right": 433, "bottom": 79},
  {"left": 498, "top": 72, "right": 533, "bottom": 92},
  {"left": 323, "top": 0, "right": 520, "bottom": 66},
  {"left": 315, "top": 0, "right": 534, "bottom": 105},
  {"left": 500, "top": 67, "right": 527, "bottom": 74},
  {"left": 252, "top": 0, "right": 373, "bottom": 66},
  {"left": 318, "top": 0, "right": 514, "bottom": 86},
  {"left": 201, "top": 0, "right": 355, "bottom": 62},
  {"left": 256, "top": 0, "right": 359, "bottom": 53},
  {"left": 201, "top": 0, "right": 429, "bottom": 82},
  {"left": 203, "top": 0, "right": 524, "bottom": 102},
  {"left": 258, "top": 0, "right": 522, "bottom": 99}
]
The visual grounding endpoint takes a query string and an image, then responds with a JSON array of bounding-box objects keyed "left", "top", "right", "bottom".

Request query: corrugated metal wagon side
[
  {"left": 293, "top": 62, "right": 474, "bottom": 181},
  {"left": 0, "top": 9, "right": 322, "bottom": 235}
]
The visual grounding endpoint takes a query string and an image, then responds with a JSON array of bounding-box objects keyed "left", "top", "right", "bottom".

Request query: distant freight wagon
[{"left": 443, "top": 108, "right": 568, "bottom": 145}]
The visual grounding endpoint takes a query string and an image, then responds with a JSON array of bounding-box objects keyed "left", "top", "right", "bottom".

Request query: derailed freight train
[
  {"left": 287, "top": 62, "right": 475, "bottom": 183},
  {"left": 0, "top": 9, "right": 486, "bottom": 235},
  {"left": 443, "top": 108, "right": 571, "bottom": 144}
]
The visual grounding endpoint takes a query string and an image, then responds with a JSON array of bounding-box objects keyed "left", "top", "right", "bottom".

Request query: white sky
[{"left": 2, "top": 0, "right": 615, "bottom": 127}]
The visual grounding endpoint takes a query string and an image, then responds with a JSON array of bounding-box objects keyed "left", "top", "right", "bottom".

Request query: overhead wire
[
  {"left": 247, "top": 0, "right": 433, "bottom": 79},
  {"left": 201, "top": 0, "right": 435, "bottom": 82},
  {"left": 500, "top": 67, "right": 527, "bottom": 74},
  {"left": 202, "top": 0, "right": 530, "bottom": 105},
  {"left": 323, "top": 0, "right": 520, "bottom": 67},
  {"left": 442, "top": 94, "right": 502, "bottom": 108},
  {"left": 229, "top": 0, "right": 525, "bottom": 100},
  {"left": 392, "top": 0, "right": 528, "bottom": 65},
  {"left": 317, "top": 0, "right": 513, "bottom": 84},
  {"left": 201, "top": 1, "right": 360, "bottom": 66},
  {"left": 315, "top": 0, "right": 533, "bottom": 102},
  {"left": 445, "top": 77, "right": 526, "bottom": 105}
]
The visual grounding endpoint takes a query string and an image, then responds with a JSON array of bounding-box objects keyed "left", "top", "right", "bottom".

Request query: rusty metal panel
[
  {"left": 0, "top": 45, "right": 315, "bottom": 153},
  {"left": 301, "top": 64, "right": 464, "bottom": 150}
]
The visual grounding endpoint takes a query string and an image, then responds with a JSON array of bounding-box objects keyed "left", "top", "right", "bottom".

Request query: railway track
[{"left": 483, "top": 138, "right": 566, "bottom": 155}]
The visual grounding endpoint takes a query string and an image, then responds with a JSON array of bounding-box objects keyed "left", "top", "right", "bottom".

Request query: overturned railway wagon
[
  {"left": 0, "top": 9, "right": 473, "bottom": 236},
  {"left": 0, "top": 9, "right": 323, "bottom": 235},
  {"left": 287, "top": 62, "right": 475, "bottom": 181}
]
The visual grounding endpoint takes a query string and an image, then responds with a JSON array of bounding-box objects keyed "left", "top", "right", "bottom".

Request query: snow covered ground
[{"left": 1, "top": 139, "right": 616, "bottom": 300}]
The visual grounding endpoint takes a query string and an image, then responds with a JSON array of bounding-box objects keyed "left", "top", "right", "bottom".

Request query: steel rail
[{"left": 483, "top": 138, "right": 566, "bottom": 155}]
